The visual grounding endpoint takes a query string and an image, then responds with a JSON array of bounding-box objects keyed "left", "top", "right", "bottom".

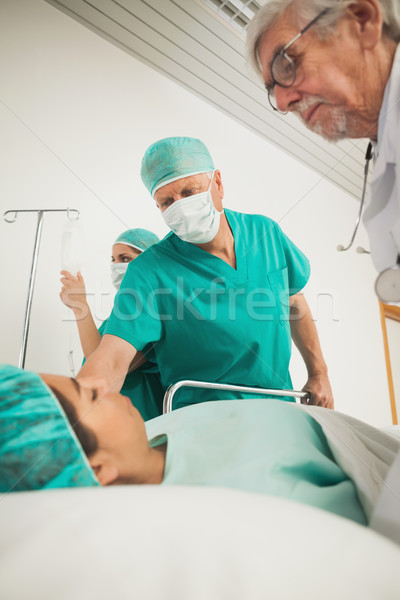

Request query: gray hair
[{"left": 247, "top": 0, "right": 400, "bottom": 73}]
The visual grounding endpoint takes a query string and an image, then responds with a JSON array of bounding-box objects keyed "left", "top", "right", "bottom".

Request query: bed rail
[{"left": 163, "top": 380, "right": 309, "bottom": 414}]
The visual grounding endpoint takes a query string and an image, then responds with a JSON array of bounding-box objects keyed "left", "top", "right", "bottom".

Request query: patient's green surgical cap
[
  {"left": 141, "top": 137, "right": 215, "bottom": 197},
  {"left": 114, "top": 228, "right": 160, "bottom": 252},
  {"left": 0, "top": 365, "right": 99, "bottom": 493}
]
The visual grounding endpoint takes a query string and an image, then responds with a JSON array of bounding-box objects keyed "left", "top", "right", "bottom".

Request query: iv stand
[{"left": 3, "top": 208, "right": 80, "bottom": 369}]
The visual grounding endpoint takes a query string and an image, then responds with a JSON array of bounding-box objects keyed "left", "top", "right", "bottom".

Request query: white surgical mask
[
  {"left": 111, "top": 262, "right": 129, "bottom": 289},
  {"left": 162, "top": 173, "right": 223, "bottom": 244}
]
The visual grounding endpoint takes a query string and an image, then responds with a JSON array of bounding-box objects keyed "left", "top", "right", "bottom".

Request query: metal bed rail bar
[{"left": 163, "top": 380, "right": 309, "bottom": 414}]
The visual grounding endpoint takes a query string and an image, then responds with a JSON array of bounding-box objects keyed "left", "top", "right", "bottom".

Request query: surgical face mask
[
  {"left": 161, "top": 173, "right": 223, "bottom": 244},
  {"left": 111, "top": 262, "right": 129, "bottom": 289}
]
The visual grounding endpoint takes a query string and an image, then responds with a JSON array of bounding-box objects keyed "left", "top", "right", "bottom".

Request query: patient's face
[{"left": 40, "top": 374, "right": 150, "bottom": 484}]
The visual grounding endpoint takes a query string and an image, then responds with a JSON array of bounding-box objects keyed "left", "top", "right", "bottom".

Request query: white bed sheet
[{"left": 0, "top": 485, "right": 399, "bottom": 600}]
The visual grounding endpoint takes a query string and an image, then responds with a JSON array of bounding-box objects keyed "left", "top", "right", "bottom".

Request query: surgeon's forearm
[
  {"left": 74, "top": 307, "right": 102, "bottom": 358},
  {"left": 77, "top": 334, "right": 136, "bottom": 393},
  {"left": 78, "top": 349, "right": 126, "bottom": 393},
  {"left": 289, "top": 294, "right": 333, "bottom": 409},
  {"left": 289, "top": 294, "right": 327, "bottom": 375}
]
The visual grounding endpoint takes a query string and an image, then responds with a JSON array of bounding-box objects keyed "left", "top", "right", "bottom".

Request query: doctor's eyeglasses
[{"left": 266, "top": 8, "right": 329, "bottom": 113}]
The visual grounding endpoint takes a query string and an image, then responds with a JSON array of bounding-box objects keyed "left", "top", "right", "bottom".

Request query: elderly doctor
[
  {"left": 247, "top": 0, "right": 400, "bottom": 297},
  {"left": 79, "top": 137, "right": 333, "bottom": 409}
]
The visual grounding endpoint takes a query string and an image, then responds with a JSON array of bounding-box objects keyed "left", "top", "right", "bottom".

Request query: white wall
[{"left": 0, "top": 0, "right": 392, "bottom": 425}]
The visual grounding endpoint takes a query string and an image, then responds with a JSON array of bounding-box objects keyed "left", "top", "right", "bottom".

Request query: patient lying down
[{"left": 1, "top": 365, "right": 400, "bottom": 527}]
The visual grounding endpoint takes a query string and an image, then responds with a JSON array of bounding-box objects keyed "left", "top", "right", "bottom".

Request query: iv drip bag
[{"left": 61, "top": 219, "right": 83, "bottom": 275}]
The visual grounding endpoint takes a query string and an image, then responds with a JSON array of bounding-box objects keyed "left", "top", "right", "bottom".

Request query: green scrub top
[
  {"left": 106, "top": 209, "right": 310, "bottom": 409},
  {"left": 97, "top": 319, "right": 164, "bottom": 421},
  {"left": 146, "top": 399, "right": 366, "bottom": 525}
]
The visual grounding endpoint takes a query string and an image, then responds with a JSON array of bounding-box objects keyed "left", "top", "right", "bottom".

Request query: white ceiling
[{"left": 45, "top": 0, "right": 368, "bottom": 199}]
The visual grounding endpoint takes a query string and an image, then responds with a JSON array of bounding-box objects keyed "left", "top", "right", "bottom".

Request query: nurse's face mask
[
  {"left": 110, "top": 263, "right": 128, "bottom": 289},
  {"left": 161, "top": 172, "right": 223, "bottom": 244}
]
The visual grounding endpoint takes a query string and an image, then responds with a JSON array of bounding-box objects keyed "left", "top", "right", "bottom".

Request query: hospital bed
[
  {"left": 1, "top": 485, "right": 400, "bottom": 600},
  {"left": 1, "top": 383, "right": 400, "bottom": 600},
  {"left": 163, "top": 380, "right": 309, "bottom": 413}
]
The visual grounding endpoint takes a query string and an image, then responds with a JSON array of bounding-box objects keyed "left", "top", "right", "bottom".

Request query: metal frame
[
  {"left": 3, "top": 208, "right": 80, "bottom": 368},
  {"left": 163, "top": 380, "right": 309, "bottom": 413}
]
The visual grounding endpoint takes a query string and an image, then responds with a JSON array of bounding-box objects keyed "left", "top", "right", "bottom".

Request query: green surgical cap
[
  {"left": 114, "top": 228, "right": 159, "bottom": 252},
  {"left": 140, "top": 137, "right": 215, "bottom": 196},
  {"left": 0, "top": 365, "right": 99, "bottom": 493}
]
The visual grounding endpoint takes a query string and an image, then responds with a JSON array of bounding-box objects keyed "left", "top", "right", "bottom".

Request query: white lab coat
[{"left": 363, "top": 43, "right": 400, "bottom": 273}]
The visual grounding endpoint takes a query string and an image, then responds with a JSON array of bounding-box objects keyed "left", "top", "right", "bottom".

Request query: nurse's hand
[
  {"left": 301, "top": 373, "right": 334, "bottom": 409},
  {"left": 60, "top": 270, "right": 88, "bottom": 316}
]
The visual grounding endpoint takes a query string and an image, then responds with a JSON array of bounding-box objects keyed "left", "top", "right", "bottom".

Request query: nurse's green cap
[
  {"left": 0, "top": 364, "right": 99, "bottom": 493},
  {"left": 114, "top": 228, "right": 160, "bottom": 252},
  {"left": 141, "top": 137, "right": 215, "bottom": 197}
]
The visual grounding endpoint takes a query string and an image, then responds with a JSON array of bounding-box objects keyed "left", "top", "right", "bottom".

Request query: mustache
[{"left": 292, "top": 95, "right": 328, "bottom": 117}]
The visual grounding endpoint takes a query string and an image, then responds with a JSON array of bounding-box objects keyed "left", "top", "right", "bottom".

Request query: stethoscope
[
  {"left": 337, "top": 142, "right": 400, "bottom": 304},
  {"left": 375, "top": 254, "right": 400, "bottom": 302},
  {"left": 337, "top": 142, "right": 373, "bottom": 254}
]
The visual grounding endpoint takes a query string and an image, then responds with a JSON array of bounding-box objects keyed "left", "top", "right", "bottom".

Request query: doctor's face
[
  {"left": 257, "top": 7, "right": 382, "bottom": 141},
  {"left": 154, "top": 171, "right": 224, "bottom": 212}
]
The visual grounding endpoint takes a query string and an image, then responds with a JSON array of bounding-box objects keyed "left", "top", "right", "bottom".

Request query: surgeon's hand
[
  {"left": 60, "top": 270, "right": 88, "bottom": 317},
  {"left": 301, "top": 372, "right": 334, "bottom": 409}
]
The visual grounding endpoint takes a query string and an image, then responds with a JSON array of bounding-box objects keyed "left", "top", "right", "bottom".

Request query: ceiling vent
[
  {"left": 45, "top": 0, "right": 366, "bottom": 198},
  {"left": 202, "top": 0, "right": 262, "bottom": 32}
]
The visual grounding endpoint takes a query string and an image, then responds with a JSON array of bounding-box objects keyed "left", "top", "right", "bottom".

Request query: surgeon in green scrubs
[{"left": 79, "top": 137, "right": 333, "bottom": 410}]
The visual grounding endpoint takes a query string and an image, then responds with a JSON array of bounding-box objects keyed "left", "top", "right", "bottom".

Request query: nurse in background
[{"left": 60, "top": 228, "right": 163, "bottom": 421}]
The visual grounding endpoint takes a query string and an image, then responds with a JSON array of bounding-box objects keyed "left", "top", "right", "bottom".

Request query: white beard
[
  {"left": 293, "top": 96, "right": 348, "bottom": 142},
  {"left": 312, "top": 107, "right": 348, "bottom": 142}
]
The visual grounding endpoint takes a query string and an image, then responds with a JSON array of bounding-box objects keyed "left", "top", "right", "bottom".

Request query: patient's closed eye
[{"left": 71, "top": 377, "right": 97, "bottom": 402}]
